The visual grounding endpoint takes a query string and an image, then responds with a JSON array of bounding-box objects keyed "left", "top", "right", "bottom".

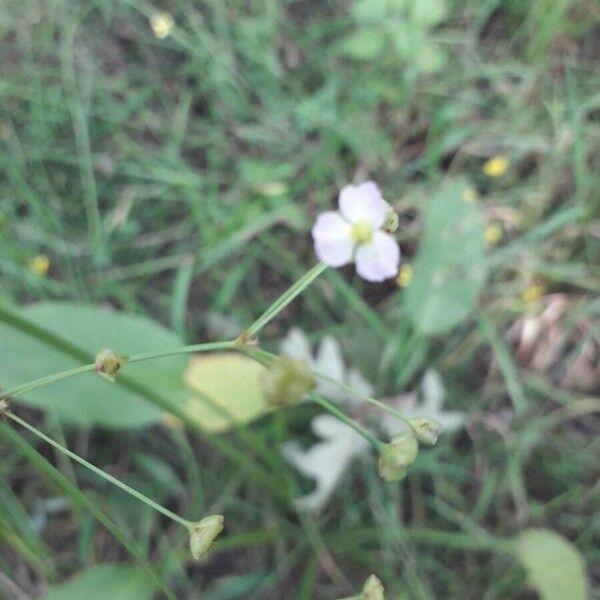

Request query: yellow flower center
[
  {"left": 483, "top": 155, "right": 508, "bottom": 177},
  {"left": 350, "top": 220, "right": 373, "bottom": 245}
]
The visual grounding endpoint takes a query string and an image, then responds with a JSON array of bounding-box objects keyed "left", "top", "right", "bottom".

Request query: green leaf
[
  {"left": 0, "top": 303, "right": 186, "bottom": 427},
  {"left": 415, "top": 41, "right": 447, "bottom": 73},
  {"left": 183, "top": 353, "right": 268, "bottom": 432},
  {"left": 515, "top": 529, "right": 588, "bottom": 600},
  {"left": 352, "top": 0, "right": 389, "bottom": 23},
  {"left": 404, "top": 180, "right": 486, "bottom": 334},
  {"left": 42, "top": 564, "right": 155, "bottom": 600},
  {"left": 336, "top": 27, "right": 386, "bottom": 60},
  {"left": 410, "top": 0, "right": 448, "bottom": 26}
]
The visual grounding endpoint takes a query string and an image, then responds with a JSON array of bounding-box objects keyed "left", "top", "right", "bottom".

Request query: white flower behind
[
  {"left": 312, "top": 181, "right": 400, "bottom": 282},
  {"left": 279, "top": 333, "right": 467, "bottom": 513},
  {"left": 381, "top": 369, "right": 466, "bottom": 437},
  {"left": 281, "top": 415, "right": 369, "bottom": 513},
  {"left": 280, "top": 327, "right": 373, "bottom": 404}
]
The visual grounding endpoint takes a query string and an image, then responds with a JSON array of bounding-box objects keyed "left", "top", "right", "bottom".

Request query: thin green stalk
[
  {"left": 0, "top": 298, "right": 288, "bottom": 505},
  {"left": 245, "top": 262, "right": 328, "bottom": 337},
  {"left": 0, "top": 341, "right": 235, "bottom": 401},
  {"left": 61, "top": 16, "right": 104, "bottom": 263},
  {"left": 0, "top": 423, "right": 176, "bottom": 600},
  {"left": 308, "top": 393, "right": 383, "bottom": 451},
  {"left": 245, "top": 347, "right": 382, "bottom": 449},
  {"left": 252, "top": 347, "right": 412, "bottom": 427},
  {"left": 127, "top": 340, "right": 234, "bottom": 363},
  {"left": 477, "top": 315, "right": 527, "bottom": 415},
  {"left": 313, "top": 371, "right": 412, "bottom": 427},
  {"left": 6, "top": 412, "right": 192, "bottom": 529},
  {"left": 330, "top": 527, "right": 515, "bottom": 554},
  {"left": 1, "top": 364, "right": 96, "bottom": 401}
]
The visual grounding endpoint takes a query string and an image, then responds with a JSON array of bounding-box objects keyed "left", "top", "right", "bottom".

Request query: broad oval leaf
[
  {"left": 515, "top": 529, "right": 588, "bottom": 600},
  {"left": 336, "top": 27, "right": 386, "bottom": 60},
  {"left": 183, "top": 353, "right": 268, "bottom": 433},
  {"left": 411, "top": 0, "right": 448, "bottom": 26},
  {"left": 0, "top": 303, "right": 188, "bottom": 427},
  {"left": 42, "top": 563, "right": 155, "bottom": 600},
  {"left": 352, "top": 0, "right": 389, "bottom": 22},
  {"left": 404, "top": 180, "right": 486, "bottom": 334}
]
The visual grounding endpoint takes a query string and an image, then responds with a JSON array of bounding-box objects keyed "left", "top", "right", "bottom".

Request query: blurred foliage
[{"left": 0, "top": 0, "right": 599, "bottom": 598}]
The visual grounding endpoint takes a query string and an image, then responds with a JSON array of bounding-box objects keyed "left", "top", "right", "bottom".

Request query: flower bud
[
  {"left": 383, "top": 208, "right": 399, "bottom": 233},
  {"left": 94, "top": 348, "right": 128, "bottom": 382},
  {"left": 378, "top": 432, "right": 418, "bottom": 482},
  {"left": 261, "top": 356, "right": 316, "bottom": 408},
  {"left": 409, "top": 417, "right": 443, "bottom": 446},
  {"left": 0, "top": 398, "right": 9, "bottom": 420},
  {"left": 189, "top": 514, "right": 224, "bottom": 560},
  {"left": 362, "top": 574, "right": 385, "bottom": 600}
]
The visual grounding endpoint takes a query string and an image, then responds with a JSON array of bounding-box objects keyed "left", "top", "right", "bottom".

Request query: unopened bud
[
  {"left": 94, "top": 348, "right": 128, "bottom": 382},
  {"left": 261, "top": 356, "right": 316, "bottom": 408},
  {"left": 362, "top": 574, "right": 385, "bottom": 599},
  {"left": 0, "top": 398, "right": 9, "bottom": 420},
  {"left": 409, "top": 417, "right": 443, "bottom": 446},
  {"left": 383, "top": 208, "right": 399, "bottom": 233},
  {"left": 189, "top": 514, "right": 224, "bottom": 560},
  {"left": 378, "top": 432, "right": 418, "bottom": 482}
]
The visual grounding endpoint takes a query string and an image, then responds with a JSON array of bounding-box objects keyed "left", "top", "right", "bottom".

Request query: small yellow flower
[
  {"left": 29, "top": 254, "right": 50, "bottom": 276},
  {"left": 485, "top": 223, "right": 503, "bottom": 246},
  {"left": 521, "top": 285, "right": 545, "bottom": 304},
  {"left": 483, "top": 155, "right": 509, "bottom": 178},
  {"left": 462, "top": 186, "right": 478, "bottom": 203},
  {"left": 396, "top": 264, "right": 412, "bottom": 287},
  {"left": 150, "top": 11, "right": 174, "bottom": 39}
]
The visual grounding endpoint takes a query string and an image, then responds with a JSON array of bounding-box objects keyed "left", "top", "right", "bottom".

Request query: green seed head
[
  {"left": 189, "top": 514, "right": 224, "bottom": 560},
  {"left": 362, "top": 574, "right": 385, "bottom": 600},
  {"left": 378, "top": 432, "right": 418, "bottom": 482},
  {"left": 94, "top": 348, "right": 128, "bottom": 382},
  {"left": 409, "top": 417, "right": 443, "bottom": 446},
  {"left": 261, "top": 356, "right": 316, "bottom": 408}
]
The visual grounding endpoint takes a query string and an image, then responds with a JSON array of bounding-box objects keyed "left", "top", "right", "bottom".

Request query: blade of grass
[
  {"left": 0, "top": 423, "right": 176, "bottom": 600},
  {"left": 477, "top": 315, "right": 527, "bottom": 416}
]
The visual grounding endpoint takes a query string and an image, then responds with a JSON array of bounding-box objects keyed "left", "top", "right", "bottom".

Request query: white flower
[
  {"left": 381, "top": 369, "right": 466, "bottom": 438},
  {"left": 279, "top": 328, "right": 374, "bottom": 512},
  {"left": 312, "top": 181, "right": 400, "bottom": 282},
  {"left": 281, "top": 414, "right": 369, "bottom": 513}
]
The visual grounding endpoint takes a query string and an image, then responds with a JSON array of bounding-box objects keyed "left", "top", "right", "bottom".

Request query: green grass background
[{"left": 0, "top": 0, "right": 599, "bottom": 598}]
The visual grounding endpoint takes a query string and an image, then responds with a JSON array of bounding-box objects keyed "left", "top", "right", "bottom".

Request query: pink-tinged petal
[
  {"left": 338, "top": 181, "right": 388, "bottom": 227},
  {"left": 312, "top": 212, "right": 354, "bottom": 267},
  {"left": 355, "top": 231, "right": 400, "bottom": 282}
]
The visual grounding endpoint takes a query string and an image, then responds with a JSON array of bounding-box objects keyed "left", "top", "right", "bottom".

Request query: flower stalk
[{"left": 6, "top": 411, "right": 193, "bottom": 529}]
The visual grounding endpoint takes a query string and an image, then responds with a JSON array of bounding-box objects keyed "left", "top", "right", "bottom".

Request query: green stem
[
  {"left": 245, "top": 262, "right": 328, "bottom": 337},
  {"left": 315, "top": 371, "right": 412, "bottom": 427},
  {"left": 0, "top": 340, "right": 235, "bottom": 401},
  {"left": 0, "top": 306, "right": 288, "bottom": 504},
  {"left": 308, "top": 393, "right": 383, "bottom": 451},
  {"left": 244, "top": 347, "right": 383, "bottom": 450},
  {"left": 252, "top": 347, "right": 411, "bottom": 428},
  {"left": 1, "top": 364, "right": 96, "bottom": 401},
  {"left": 0, "top": 422, "right": 176, "bottom": 600},
  {"left": 127, "top": 340, "right": 234, "bottom": 363},
  {"left": 7, "top": 412, "right": 192, "bottom": 529}
]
